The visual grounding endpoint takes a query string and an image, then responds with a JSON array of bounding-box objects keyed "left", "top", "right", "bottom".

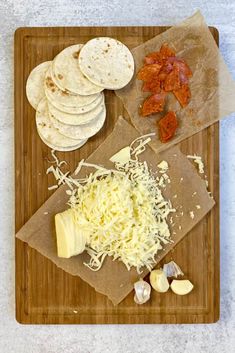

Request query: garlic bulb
[
  {"left": 134, "top": 279, "right": 151, "bottom": 304},
  {"left": 163, "top": 261, "right": 184, "bottom": 278}
]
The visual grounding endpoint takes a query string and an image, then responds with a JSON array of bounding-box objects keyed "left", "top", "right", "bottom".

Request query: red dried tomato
[
  {"left": 138, "top": 44, "right": 192, "bottom": 118},
  {"left": 158, "top": 62, "right": 173, "bottom": 83},
  {"left": 173, "top": 84, "right": 191, "bottom": 107},
  {"left": 159, "top": 43, "right": 176, "bottom": 59},
  {"left": 142, "top": 92, "right": 166, "bottom": 117},
  {"left": 142, "top": 79, "right": 161, "bottom": 94},
  {"left": 137, "top": 63, "right": 162, "bottom": 82},
  {"left": 164, "top": 63, "right": 181, "bottom": 92},
  {"left": 158, "top": 111, "right": 178, "bottom": 142},
  {"left": 167, "top": 57, "right": 192, "bottom": 78},
  {"left": 144, "top": 52, "right": 163, "bottom": 65}
]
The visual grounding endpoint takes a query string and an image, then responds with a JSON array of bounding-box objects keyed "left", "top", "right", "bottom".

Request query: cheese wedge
[{"left": 110, "top": 146, "right": 131, "bottom": 164}]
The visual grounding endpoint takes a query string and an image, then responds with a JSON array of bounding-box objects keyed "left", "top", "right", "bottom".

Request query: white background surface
[{"left": 0, "top": 0, "right": 234, "bottom": 352}]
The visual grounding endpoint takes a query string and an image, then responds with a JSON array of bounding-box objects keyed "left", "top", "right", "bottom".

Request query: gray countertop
[{"left": 0, "top": 0, "right": 234, "bottom": 352}]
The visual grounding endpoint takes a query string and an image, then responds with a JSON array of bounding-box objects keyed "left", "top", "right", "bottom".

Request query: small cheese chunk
[
  {"left": 110, "top": 146, "right": 131, "bottom": 164},
  {"left": 157, "top": 160, "right": 169, "bottom": 172}
]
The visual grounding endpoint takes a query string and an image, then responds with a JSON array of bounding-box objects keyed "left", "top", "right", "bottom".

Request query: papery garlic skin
[
  {"left": 134, "top": 279, "right": 151, "bottom": 304},
  {"left": 163, "top": 261, "right": 184, "bottom": 278}
]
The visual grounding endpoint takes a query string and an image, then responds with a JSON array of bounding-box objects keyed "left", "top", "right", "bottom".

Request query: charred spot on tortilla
[
  {"left": 58, "top": 74, "right": 63, "bottom": 80},
  {"left": 72, "top": 51, "right": 80, "bottom": 59}
]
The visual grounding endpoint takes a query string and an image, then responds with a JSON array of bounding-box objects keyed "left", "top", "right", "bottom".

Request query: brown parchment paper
[
  {"left": 116, "top": 11, "right": 235, "bottom": 153},
  {"left": 16, "top": 117, "right": 215, "bottom": 305}
]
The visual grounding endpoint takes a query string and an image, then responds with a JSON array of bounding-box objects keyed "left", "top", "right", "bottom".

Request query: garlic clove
[
  {"left": 170, "top": 280, "right": 194, "bottom": 295},
  {"left": 150, "top": 269, "right": 169, "bottom": 293},
  {"left": 134, "top": 279, "right": 151, "bottom": 304},
  {"left": 163, "top": 261, "right": 184, "bottom": 278}
]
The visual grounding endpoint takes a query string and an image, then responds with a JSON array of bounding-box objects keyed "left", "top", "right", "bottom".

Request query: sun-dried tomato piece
[
  {"left": 173, "top": 84, "right": 191, "bottom": 107},
  {"left": 144, "top": 52, "right": 162, "bottom": 65},
  {"left": 142, "top": 92, "right": 166, "bottom": 117},
  {"left": 167, "top": 57, "right": 192, "bottom": 78},
  {"left": 137, "top": 63, "right": 162, "bottom": 82},
  {"left": 179, "top": 71, "right": 189, "bottom": 84},
  {"left": 164, "top": 64, "right": 181, "bottom": 92},
  {"left": 158, "top": 111, "right": 178, "bottom": 142},
  {"left": 158, "top": 62, "right": 174, "bottom": 82},
  {"left": 142, "top": 79, "right": 161, "bottom": 94},
  {"left": 160, "top": 44, "right": 176, "bottom": 59}
]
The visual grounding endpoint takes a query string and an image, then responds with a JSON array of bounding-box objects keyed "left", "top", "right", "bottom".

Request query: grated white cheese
[
  {"left": 157, "top": 160, "right": 169, "bottom": 174},
  {"left": 50, "top": 137, "right": 176, "bottom": 273},
  {"left": 48, "top": 185, "right": 58, "bottom": 191},
  {"left": 187, "top": 154, "right": 205, "bottom": 174},
  {"left": 64, "top": 136, "right": 175, "bottom": 273},
  {"left": 189, "top": 211, "right": 195, "bottom": 219}
]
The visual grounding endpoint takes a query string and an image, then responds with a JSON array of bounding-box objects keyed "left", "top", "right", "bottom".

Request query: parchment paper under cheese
[
  {"left": 16, "top": 117, "right": 215, "bottom": 305},
  {"left": 115, "top": 11, "right": 235, "bottom": 153}
]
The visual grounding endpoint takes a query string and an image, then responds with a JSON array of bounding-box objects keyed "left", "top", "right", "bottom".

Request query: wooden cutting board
[{"left": 14, "top": 26, "right": 219, "bottom": 324}]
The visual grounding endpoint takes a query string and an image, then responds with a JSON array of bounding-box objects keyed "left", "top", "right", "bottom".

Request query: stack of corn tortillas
[{"left": 26, "top": 37, "right": 135, "bottom": 151}]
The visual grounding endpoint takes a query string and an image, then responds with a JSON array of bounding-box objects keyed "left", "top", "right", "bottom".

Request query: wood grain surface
[{"left": 14, "top": 26, "right": 219, "bottom": 324}]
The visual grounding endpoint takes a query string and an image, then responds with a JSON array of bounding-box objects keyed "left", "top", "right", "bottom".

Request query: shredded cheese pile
[{"left": 48, "top": 135, "right": 175, "bottom": 273}]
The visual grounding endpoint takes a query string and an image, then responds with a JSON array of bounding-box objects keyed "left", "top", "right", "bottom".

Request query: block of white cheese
[{"left": 55, "top": 209, "right": 87, "bottom": 258}]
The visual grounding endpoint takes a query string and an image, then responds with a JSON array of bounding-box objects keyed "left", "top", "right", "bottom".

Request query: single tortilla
[
  {"left": 52, "top": 44, "right": 103, "bottom": 96},
  {"left": 47, "top": 92, "right": 104, "bottom": 115},
  {"left": 45, "top": 66, "right": 99, "bottom": 108},
  {"left": 26, "top": 61, "right": 51, "bottom": 109},
  {"left": 115, "top": 11, "right": 235, "bottom": 153},
  {"left": 49, "top": 106, "right": 106, "bottom": 139},
  {"left": 79, "top": 37, "right": 135, "bottom": 89},
  {"left": 36, "top": 98, "right": 87, "bottom": 149},
  {"left": 37, "top": 130, "right": 87, "bottom": 152},
  {"left": 47, "top": 97, "right": 105, "bottom": 126},
  {"left": 16, "top": 116, "right": 215, "bottom": 305}
]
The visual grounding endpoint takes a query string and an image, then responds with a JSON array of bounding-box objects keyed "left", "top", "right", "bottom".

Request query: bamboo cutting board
[{"left": 14, "top": 26, "right": 219, "bottom": 324}]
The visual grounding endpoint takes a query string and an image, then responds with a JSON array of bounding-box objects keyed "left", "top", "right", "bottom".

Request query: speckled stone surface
[{"left": 0, "top": 0, "right": 234, "bottom": 352}]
